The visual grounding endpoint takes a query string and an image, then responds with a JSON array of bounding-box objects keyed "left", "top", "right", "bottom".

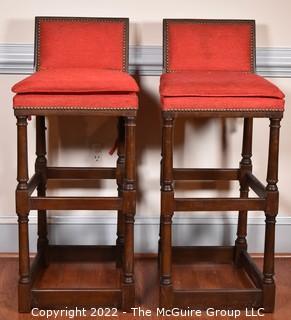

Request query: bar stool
[
  {"left": 159, "top": 19, "right": 285, "bottom": 312},
  {"left": 12, "top": 17, "right": 138, "bottom": 312}
]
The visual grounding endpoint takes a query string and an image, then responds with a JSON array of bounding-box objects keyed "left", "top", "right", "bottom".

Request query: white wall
[
  {"left": 0, "top": 0, "right": 291, "bottom": 253},
  {"left": 0, "top": 0, "right": 291, "bottom": 46}
]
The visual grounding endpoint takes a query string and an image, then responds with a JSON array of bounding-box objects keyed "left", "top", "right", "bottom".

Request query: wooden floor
[{"left": 0, "top": 256, "right": 290, "bottom": 319}]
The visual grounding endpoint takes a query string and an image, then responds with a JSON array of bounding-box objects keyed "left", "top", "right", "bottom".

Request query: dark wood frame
[
  {"left": 15, "top": 17, "right": 136, "bottom": 313},
  {"left": 159, "top": 19, "right": 283, "bottom": 313}
]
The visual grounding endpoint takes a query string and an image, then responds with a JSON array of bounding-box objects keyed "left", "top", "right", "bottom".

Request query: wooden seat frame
[
  {"left": 15, "top": 17, "right": 136, "bottom": 312},
  {"left": 159, "top": 19, "right": 283, "bottom": 313}
]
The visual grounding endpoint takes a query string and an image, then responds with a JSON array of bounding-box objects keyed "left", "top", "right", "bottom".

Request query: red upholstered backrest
[
  {"left": 164, "top": 19, "right": 256, "bottom": 73},
  {"left": 35, "top": 17, "right": 129, "bottom": 71}
]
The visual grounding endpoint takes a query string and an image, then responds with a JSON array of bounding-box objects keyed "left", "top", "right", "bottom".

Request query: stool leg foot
[
  {"left": 160, "top": 212, "right": 173, "bottom": 309},
  {"left": 262, "top": 214, "right": 276, "bottom": 313},
  {"left": 262, "top": 118, "right": 281, "bottom": 313},
  {"left": 160, "top": 284, "right": 173, "bottom": 309},
  {"left": 122, "top": 283, "right": 135, "bottom": 312},
  {"left": 16, "top": 116, "right": 31, "bottom": 312},
  {"left": 160, "top": 114, "right": 174, "bottom": 308},
  {"left": 18, "top": 282, "right": 31, "bottom": 313},
  {"left": 235, "top": 118, "right": 253, "bottom": 265},
  {"left": 116, "top": 117, "right": 125, "bottom": 268},
  {"left": 18, "top": 212, "right": 31, "bottom": 313},
  {"left": 160, "top": 206, "right": 173, "bottom": 308},
  {"left": 122, "top": 116, "right": 136, "bottom": 310},
  {"left": 36, "top": 116, "right": 49, "bottom": 267},
  {"left": 122, "top": 210, "right": 135, "bottom": 311}
]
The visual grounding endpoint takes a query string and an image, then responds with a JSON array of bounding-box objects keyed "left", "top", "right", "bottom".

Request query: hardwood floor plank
[{"left": 0, "top": 257, "right": 290, "bottom": 319}]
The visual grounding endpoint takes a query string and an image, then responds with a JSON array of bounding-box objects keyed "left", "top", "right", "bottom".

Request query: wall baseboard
[
  {"left": 1, "top": 213, "right": 291, "bottom": 225},
  {"left": 0, "top": 44, "right": 291, "bottom": 77},
  {"left": 1, "top": 214, "right": 290, "bottom": 253}
]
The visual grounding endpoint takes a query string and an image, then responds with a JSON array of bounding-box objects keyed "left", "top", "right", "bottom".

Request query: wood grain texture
[
  {"left": 235, "top": 118, "right": 253, "bottom": 265},
  {"left": 15, "top": 114, "right": 137, "bottom": 312},
  {"left": 0, "top": 257, "right": 291, "bottom": 319},
  {"left": 159, "top": 112, "right": 282, "bottom": 312}
]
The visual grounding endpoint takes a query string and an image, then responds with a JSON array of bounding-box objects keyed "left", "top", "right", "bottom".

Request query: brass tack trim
[
  {"left": 162, "top": 107, "right": 283, "bottom": 112},
  {"left": 14, "top": 106, "right": 137, "bottom": 111}
]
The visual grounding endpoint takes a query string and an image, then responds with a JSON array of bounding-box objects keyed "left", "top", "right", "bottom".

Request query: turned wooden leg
[
  {"left": 35, "top": 116, "right": 49, "bottom": 267},
  {"left": 235, "top": 118, "right": 253, "bottom": 265},
  {"left": 160, "top": 114, "right": 174, "bottom": 309},
  {"left": 263, "top": 118, "right": 281, "bottom": 313},
  {"left": 116, "top": 117, "right": 125, "bottom": 268},
  {"left": 16, "top": 116, "right": 31, "bottom": 312},
  {"left": 158, "top": 145, "right": 164, "bottom": 270},
  {"left": 122, "top": 116, "right": 136, "bottom": 311}
]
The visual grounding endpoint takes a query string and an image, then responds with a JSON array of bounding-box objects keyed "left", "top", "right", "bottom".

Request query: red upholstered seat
[
  {"left": 160, "top": 72, "right": 284, "bottom": 98},
  {"left": 161, "top": 19, "right": 285, "bottom": 112},
  {"left": 161, "top": 96, "right": 284, "bottom": 111},
  {"left": 12, "top": 17, "right": 138, "bottom": 111},
  {"left": 160, "top": 71, "right": 285, "bottom": 111},
  {"left": 12, "top": 69, "right": 139, "bottom": 94},
  {"left": 13, "top": 68, "right": 138, "bottom": 110},
  {"left": 13, "top": 93, "right": 138, "bottom": 110}
]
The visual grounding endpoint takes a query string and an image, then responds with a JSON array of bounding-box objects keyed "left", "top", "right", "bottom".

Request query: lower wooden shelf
[
  {"left": 161, "top": 246, "right": 266, "bottom": 310},
  {"left": 29, "top": 245, "right": 123, "bottom": 309}
]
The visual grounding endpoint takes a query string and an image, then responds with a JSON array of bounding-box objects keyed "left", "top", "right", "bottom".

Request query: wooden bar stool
[
  {"left": 12, "top": 16, "right": 138, "bottom": 312},
  {"left": 159, "top": 19, "right": 285, "bottom": 312}
]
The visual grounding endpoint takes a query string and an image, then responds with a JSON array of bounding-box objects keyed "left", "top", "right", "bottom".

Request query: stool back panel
[
  {"left": 164, "top": 19, "right": 255, "bottom": 73},
  {"left": 35, "top": 17, "right": 128, "bottom": 72}
]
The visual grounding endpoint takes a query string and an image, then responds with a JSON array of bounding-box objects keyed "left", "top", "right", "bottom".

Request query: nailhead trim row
[
  {"left": 14, "top": 106, "right": 136, "bottom": 111},
  {"left": 163, "top": 107, "right": 283, "bottom": 112}
]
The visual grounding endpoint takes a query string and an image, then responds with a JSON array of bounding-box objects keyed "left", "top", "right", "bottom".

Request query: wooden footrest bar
[
  {"left": 49, "top": 245, "right": 117, "bottom": 263},
  {"left": 173, "top": 289, "right": 262, "bottom": 309},
  {"left": 27, "top": 173, "right": 41, "bottom": 195},
  {"left": 240, "top": 251, "right": 264, "bottom": 288},
  {"left": 30, "top": 196, "right": 122, "bottom": 210},
  {"left": 174, "top": 197, "right": 266, "bottom": 211},
  {"left": 172, "top": 246, "right": 234, "bottom": 264},
  {"left": 246, "top": 172, "right": 266, "bottom": 198},
  {"left": 26, "top": 167, "right": 117, "bottom": 196},
  {"left": 47, "top": 167, "right": 116, "bottom": 180},
  {"left": 31, "top": 288, "right": 122, "bottom": 309},
  {"left": 173, "top": 168, "right": 240, "bottom": 181}
]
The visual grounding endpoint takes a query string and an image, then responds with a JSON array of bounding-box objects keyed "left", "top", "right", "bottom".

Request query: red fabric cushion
[
  {"left": 161, "top": 96, "right": 284, "bottom": 111},
  {"left": 165, "top": 20, "right": 254, "bottom": 72},
  {"left": 12, "top": 68, "right": 139, "bottom": 94},
  {"left": 13, "top": 93, "right": 138, "bottom": 110},
  {"left": 160, "top": 72, "right": 284, "bottom": 99},
  {"left": 37, "top": 19, "right": 126, "bottom": 70},
  {"left": 160, "top": 71, "right": 284, "bottom": 111}
]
